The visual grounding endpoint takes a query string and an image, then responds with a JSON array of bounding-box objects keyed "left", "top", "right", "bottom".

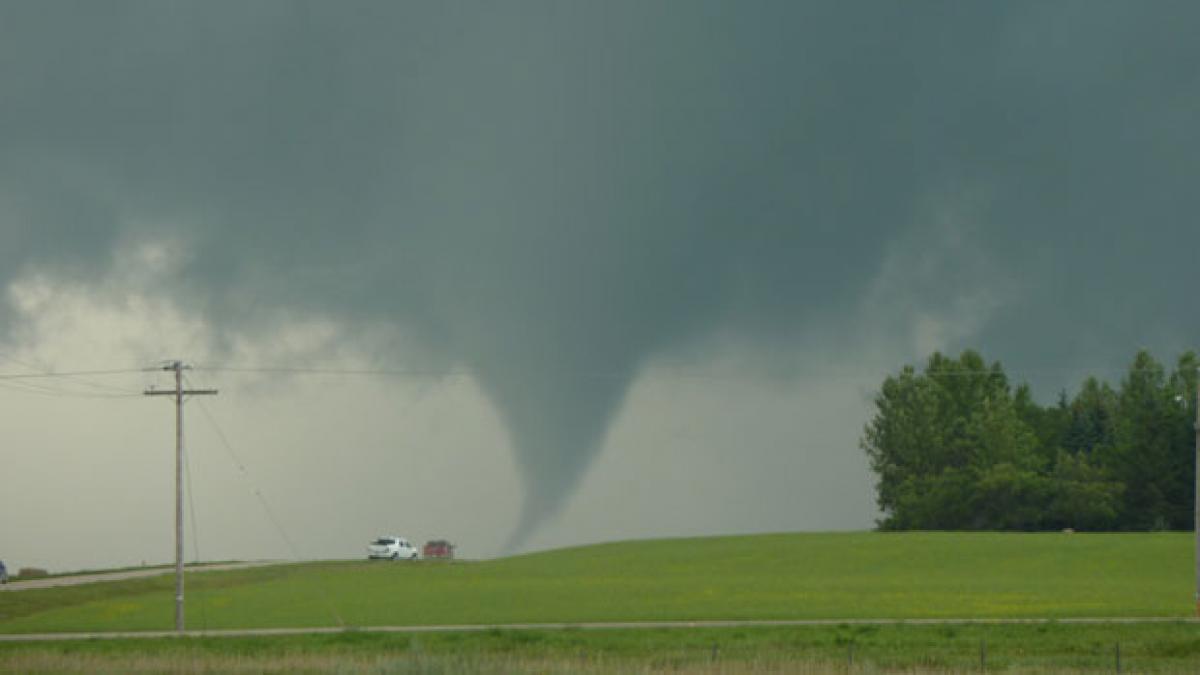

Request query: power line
[
  {"left": 0, "top": 378, "right": 142, "bottom": 399},
  {"left": 0, "top": 356, "right": 144, "bottom": 397},
  {"left": 191, "top": 396, "right": 346, "bottom": 628},
  {"left": 191, "top": 394, "right": 306, "bottom": 563},
  {"left": 0, "top": 353, "right": 143, "bottom": 395},
  {"left": 193, "top": 363, "right": 1002, "bottom": 382},
  {"left": 0, "top": 367, "right": 146, "bottom": 380},
  {"left": 189, "top": 362, "right": 1190, "bottom": 389},
  {"left": 144, "top": 361, "right": 217, "bottom": 634},
  {"left": 193, "top": 364, "right": 467, "bottom": 378},
  {"left": 0, "top": 357, "right": 1186, "bottom": 398}
]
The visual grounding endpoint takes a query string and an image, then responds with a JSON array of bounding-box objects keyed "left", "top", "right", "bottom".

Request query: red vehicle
[{"left": 422, "top": 539, "right": 455, "bottom": 560}]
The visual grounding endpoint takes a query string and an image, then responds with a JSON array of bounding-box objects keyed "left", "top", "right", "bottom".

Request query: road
[{"left": 0, "top": 561, "right": 280, "bottom": 592}]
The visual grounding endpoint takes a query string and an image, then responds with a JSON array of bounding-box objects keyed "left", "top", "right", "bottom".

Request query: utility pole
[
  {"left": 1195, "top": 370, "right": 1199, "bottom": 617},
  {"left": 145, "top": 360, "right": 217, "bottom": 633}
]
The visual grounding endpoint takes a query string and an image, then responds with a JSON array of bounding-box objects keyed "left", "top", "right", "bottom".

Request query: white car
[{"left": 367, "top": 536, "right": 418, "bottom": 560}]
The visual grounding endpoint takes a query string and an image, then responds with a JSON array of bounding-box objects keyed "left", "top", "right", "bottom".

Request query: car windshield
[{"left": 373, "top": 539, "right": 395, "bottom": 546}]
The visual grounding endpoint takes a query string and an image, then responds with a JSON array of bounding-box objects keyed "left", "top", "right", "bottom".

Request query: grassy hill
[{"left": 0, "top": 531, "right": 1191, "bottom": 634}]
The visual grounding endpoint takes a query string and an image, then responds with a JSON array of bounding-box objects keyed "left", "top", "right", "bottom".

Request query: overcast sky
[{"left": 1, "top": 1, "right": 1198, "bottom": 572}]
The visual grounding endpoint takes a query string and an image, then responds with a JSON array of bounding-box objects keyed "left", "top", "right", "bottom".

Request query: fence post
[
  {"left": 980, "top": 639, "right": 986, "bottom": 671},
  {"left": 1115, "top": 642, "right": 1121, "bottom": 673}
]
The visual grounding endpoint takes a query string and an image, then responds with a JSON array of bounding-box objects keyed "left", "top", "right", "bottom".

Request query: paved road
[
  {"left": 0, "top": 561, "right": 280, "bottom": 592},
  {"left": 1, "top": 617, "right": 1196, "bottom": 643}
]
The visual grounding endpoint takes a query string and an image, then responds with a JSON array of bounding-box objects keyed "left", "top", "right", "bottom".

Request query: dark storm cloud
[{"left": 2, "top": 1, "right": 1198, "bottom": 543}]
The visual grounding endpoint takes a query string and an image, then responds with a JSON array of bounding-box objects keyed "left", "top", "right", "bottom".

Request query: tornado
[{"left": 1, "top": 2, "right": 1200, "bottom": 550}]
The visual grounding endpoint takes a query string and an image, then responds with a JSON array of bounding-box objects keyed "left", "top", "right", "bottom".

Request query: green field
[
  {"left": 3, "top": 623, "right": 1200, "bottom": 673},
  {"left": 0, "top": 531, "right": 1192, "bottom": 634},
  {"left": 3, "top": 531, "right": 1200, "bottom": 672}
]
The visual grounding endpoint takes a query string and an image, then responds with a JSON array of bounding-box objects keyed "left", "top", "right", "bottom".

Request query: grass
[
  {"left": 3, "top": 623, "right": 1200, "bottom": 673},
  {"left": 2, "top": 531, "right": 1197, "bottom": 672},
  {"left": 0, "top": 531, "right": 1191, "bottom": 634}
]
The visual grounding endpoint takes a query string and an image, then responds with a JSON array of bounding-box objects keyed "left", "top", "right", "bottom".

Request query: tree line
[{"left": 861, "top": 349, "right": 1198, "bottom": 531}]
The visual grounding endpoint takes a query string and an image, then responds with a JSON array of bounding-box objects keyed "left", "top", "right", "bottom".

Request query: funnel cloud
[{"left": 2, "top": 2, "right": 1199, "bottom": 547}]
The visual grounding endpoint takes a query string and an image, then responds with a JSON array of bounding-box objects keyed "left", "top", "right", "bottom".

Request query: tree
[
  {"left": 1106, "top": 350, "right": 1191, "bottom": 530},
  {"left": 864, "top": 348, "right": 1195, "bottom": 532},
  {"left": 861, "top": 364, "right": 944, "bottom": 525},
  {"left": 1162, "top": 352, "right": 1198, "bottom": 529},
  {"left": 1061, "top": 377, "right": 1118, "bottom": 458},
  {"left": 1044, "top": 450, "right": 1122, "bottom": 530},
  {"left": 862, "top": 350, "right": 1041, "bottom": 530},
  {"left": 1014, "top": 383, "right": 1068, "bottom": 466}
]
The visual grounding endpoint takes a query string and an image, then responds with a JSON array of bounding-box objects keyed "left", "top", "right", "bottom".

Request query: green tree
[
  {"left": 1104, "top": 350, "right": 1194, "bottom": 530},
  {"left": 861, "top": 364, "right": 944, "bottom": 525},
  {"left": 864, "top": 348, "right": 1194, "bottom": 532},
  {"left": 963, "top": 394, "right": 1048, "bottom": 529},
  {"left": 862, "top": 350, "right": 1040, "bottom": 530},
  {"left": 1014, "top": 383, "right": 1068, "bottom": 466},
  {"left": 1044, "top": 450, "right": 1122, "bottom": 530},
  {"left": 1163, "top": 352, "right": 1198, "bottom": 529},
  {"left": 1062, "top": 377, "right": 1118, "bottom": 458}
]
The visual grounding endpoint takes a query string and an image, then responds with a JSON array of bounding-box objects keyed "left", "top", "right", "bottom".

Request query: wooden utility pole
[{"left": 145, "top": 361, "right": 217, "bottom": 633}]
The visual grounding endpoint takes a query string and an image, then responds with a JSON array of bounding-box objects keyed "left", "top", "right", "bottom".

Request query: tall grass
[{"left": 3, "top": 622, "right": 1199, "bottom": 673}]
